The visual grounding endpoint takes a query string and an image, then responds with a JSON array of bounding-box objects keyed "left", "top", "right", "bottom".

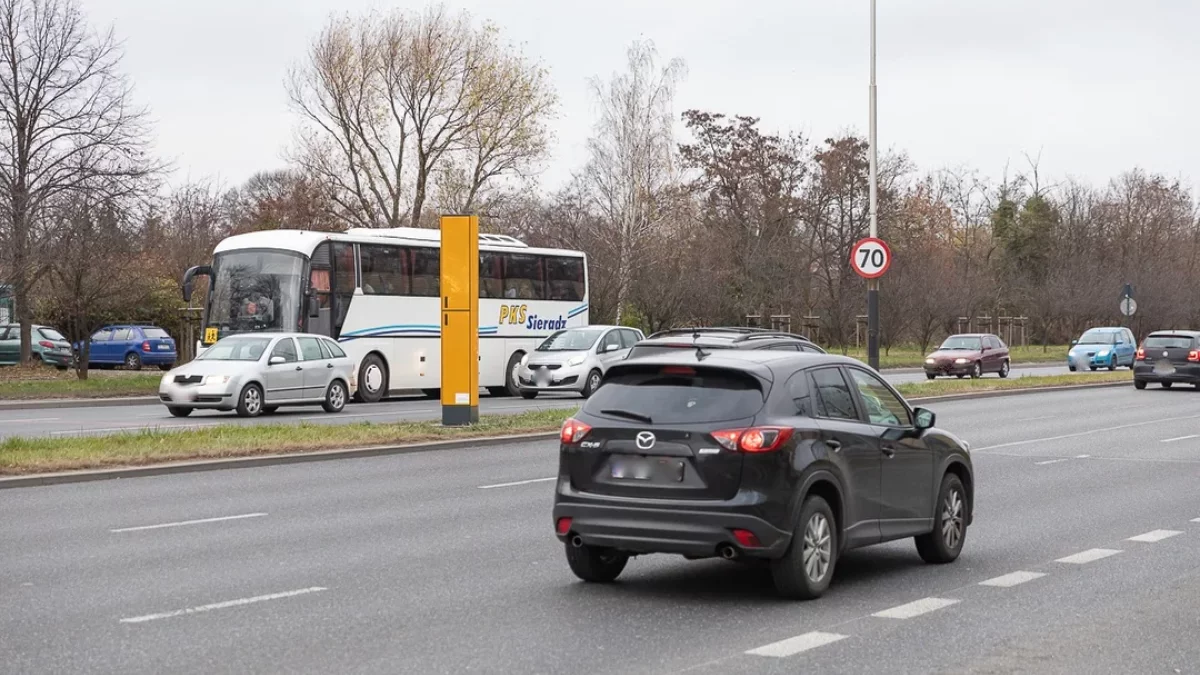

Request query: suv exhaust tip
[
  {"left": 570, "top": 535, "right": 584, "bottom": 548},
  {"left": 718, "top": 544, "right": 738, "bottom": 560}
]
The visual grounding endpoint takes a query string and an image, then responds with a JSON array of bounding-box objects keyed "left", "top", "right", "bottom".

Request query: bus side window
[
  {"left": 502, "top": 253, "right": 545, "bottom": 300},
  {"left": 546, "top": 256, "right": 584, "bottom": 302},
  {"left": 409, "top": 247, "right": 440, "bottom": 297},
  {"left": 480, "top": 252, "right": 503, "bottom": 298}
]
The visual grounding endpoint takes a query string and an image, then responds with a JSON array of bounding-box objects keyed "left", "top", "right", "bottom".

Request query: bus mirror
[
  {"left": 181, "top": 265, "right": 213, "bottom": 303},
  {"left": 182, "top": 281, "right": 194, "bottom": 303},
  {"left": 307, "top": 296, "right": 320, "bottom": 318}
]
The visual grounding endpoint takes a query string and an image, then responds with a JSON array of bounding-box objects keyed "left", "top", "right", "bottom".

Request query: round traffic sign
[
  {"left": 850, "top": 237, "right": 892, "bottom": 279},
  {"left": 1120, "top": 297, "right": 1137, "bottom": 316}
]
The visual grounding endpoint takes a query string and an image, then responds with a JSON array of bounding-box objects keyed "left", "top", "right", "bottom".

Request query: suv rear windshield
[
  {"left": 1145, "top": 335, "right": 1195, "bottom": 349},
  {"left": 583, "top": 365, "right": 765, "bottom": 424},
  {"left": 37, "top": 328, "right": 66, "bottom": 341},
  {"left": 142, "top": 328, "right": 170, "bottom": 339}
]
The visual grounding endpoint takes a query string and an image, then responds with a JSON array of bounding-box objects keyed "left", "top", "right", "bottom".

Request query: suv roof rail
[
  {"left": 733, "top": 331, "right": 813, "bottom": 343},
  {"left": 647, "top": 327, "right": 765, "bottom": 339}
]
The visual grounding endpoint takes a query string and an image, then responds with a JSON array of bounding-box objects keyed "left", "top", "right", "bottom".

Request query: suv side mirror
[
  {"left": 914, "top": 407, "right": 935, "bottom": 431},
  {"left": 307, "top": 295, "right": 320, "bottom": 319},
  {"left": 1070, "top": 339, "right": 1078, "bottom": 346},
  {"left": 269, "top": 356, "right": 285, "bottom": 366}
]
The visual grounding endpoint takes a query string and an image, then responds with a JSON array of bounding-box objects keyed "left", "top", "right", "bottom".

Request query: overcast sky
[{"left": 80, "top": 0, "right": 1198, "bottom": 194}]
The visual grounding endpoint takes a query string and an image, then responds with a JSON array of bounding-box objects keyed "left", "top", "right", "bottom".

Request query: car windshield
[
  {"left": 939, "top": 336, "right": 982, "bottom": 351},
  {"left": 38, "top": 328, "right": 66, "bottom": 341},
  {"left": 206, "top": 250, "right": 304, "bottom": 336},
  {"left": 1077, "top": 329, "right": 1115, "bottom": 345},
  {"left": 537, "top": 328, "right": 605, "bottom": 352},
  {"left": 196, "top": 337, "right": 272, "bottom": 361},
  {"left": 583, "top": 365, "right": 765, "bottom": 424},
  {"left": 1145, "top": 335, "right": 1194, "bottom": 349}
]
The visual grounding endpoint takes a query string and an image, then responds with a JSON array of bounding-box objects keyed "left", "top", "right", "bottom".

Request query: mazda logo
[{"left": 635, "top": 431, "right": 656, "bottom": 450}]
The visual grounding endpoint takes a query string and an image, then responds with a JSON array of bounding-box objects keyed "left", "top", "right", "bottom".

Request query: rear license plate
[
  {"left": 157, "top": 345, "right": 170, "bottom": 350},
  {"left": 1155, "top": 361, "right": 1175, "bottom": 375},
  {"left": 611, "top": 457, "right": 685, "bottom": 482}
]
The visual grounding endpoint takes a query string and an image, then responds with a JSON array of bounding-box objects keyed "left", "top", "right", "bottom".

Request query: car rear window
[
  {"left": 1145, "top": 335, "right": 1195, "bottom": 349},
  {"left": 142, "top": 328, "right": 170, "bottom": 339},
  {"left": 38, "top": 328, "right": 66, "bottom": 341},
  {"left": 583, "top": 365, "right": 765, "bottom": 424}
]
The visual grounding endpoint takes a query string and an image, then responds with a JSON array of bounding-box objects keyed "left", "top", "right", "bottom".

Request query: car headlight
[
  {"left": 1097, "top": 350, "right": 1109, "bottom": 357},
  {"left": 203, "top": 375, "right": 231, "bottom": 385},
  {"left": 567, "top": 355, "right": 586, "bottom": 367},
  {"left": 925, "top": 358, "right": 935, "bottom": 364},
  {"left": 955, "top": 358, "right": 969, "bottom": 364},
  {"left": 520, "top": 353, "right": 529, "bottom": 366}
]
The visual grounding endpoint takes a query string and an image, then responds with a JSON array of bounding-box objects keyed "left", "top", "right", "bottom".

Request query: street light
[{"left": 866, "top": 0, "right": 880, "bottom": 370}]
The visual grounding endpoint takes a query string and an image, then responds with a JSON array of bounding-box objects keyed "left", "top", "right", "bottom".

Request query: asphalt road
[
  {"left": 0, "top": 363, "right": 1075, "bottom": 439},
  {"left": 3, "top": 384, "right": 1200, "bottom": 673}
]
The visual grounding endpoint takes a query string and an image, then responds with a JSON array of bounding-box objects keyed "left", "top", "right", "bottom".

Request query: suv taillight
[
  {"left": 141, "top": 341, "right": 151, "bottom": 352},
  {"left": 560, "top": 418, "right": 592, "bottom": 444},
  {"left": 1189, "top": 350, "right": 1199, "bottom": 363},
  {"left": 1136, "top": 347, "right": 1145, "bottom": 361},
  {"left": 711, "top": 427, "right": 794, "bottom": 453}
]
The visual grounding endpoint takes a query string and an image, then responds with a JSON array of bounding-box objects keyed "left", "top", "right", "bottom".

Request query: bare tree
[
  {"left": 287, "top": 4, "right": 556, "bottom": 229},
  {"left": 582, "top": 39, "right": 685, "bottom": 324},
  {"left": 0, "top": 0, "right": 156, "bottom": 364}
]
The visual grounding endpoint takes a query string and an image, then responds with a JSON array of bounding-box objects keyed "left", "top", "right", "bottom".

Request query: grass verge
[
  {"left": 0, "top": 407, "right": 577, "bottom": 476},
  {"left": 896, "top": 370, "right": 1131, "bottom": 398},
  {"left": 842, "top": 344, "right": 1068, "bottom": 369},
  {"left": 0, "top": 367, "right": 160, "bottom": 400}
]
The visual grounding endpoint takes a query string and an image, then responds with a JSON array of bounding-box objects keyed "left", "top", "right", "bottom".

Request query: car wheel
[
  {"left": 486, "top": 387, "right": 508, "bottom": 397},
  {"left": 167, "top": 406, "right": 192, "bottom": 418},
  {"left": 1089, "top": 365, "right": 1097, "bottom": 371},
  {"left": 956, "top": 374, "right": 965, "bottom": 379},
  {"left": 323, "top": 380, "right": 348, "bottom": 413},
  {"left": 771, "top": 495, "right": 837, "bottom": 600},
  {"left": 926, "top": 374, "right": 936, "bottom": 381},
  {"left": 356, "top": 354, "right": 388, "bottom": 403},
  {"left": 1108, "top": 355, "right": 1118, "bottom": 371},
  {"left": 970, "top": 362, "right": 982, "bottom": 379},
  {"left": 916, "top": 473, "right": 968, "bottom": 564},
  {"left": 236, "top": 383, "right": 264, "bottom": 417},
  {"left": 503, "top": 352, "right": 525, "bottom": 397},
  {"left": 1134, "top": 379, "right": 1147, "bottom": 390},
  {"left": 1068, "top": 365, "right": 1076, "bottom": 372},
  {"left": 262, "top": 406, "right": 279, "bottom": 415},
  {"left": 521, "top": 390, "right": 538, "bottom": 400},
  {"left": 582, "top": 369, "right": 602, "bottom": 399},
  {"left": 158, "top": 364, "right": 172, "bottom": 372},
  {"left": 1162, "top": 382, "right": 1173, "bottom": 389},
  {"left": 125, "top": 352, "right": 142, "bottom": 370},
  {"left": 999, "top": 360, "right": 1010, "bottom": 378},
  {"left": 565, "top": 541, "right": 628, "bottom": 583}
]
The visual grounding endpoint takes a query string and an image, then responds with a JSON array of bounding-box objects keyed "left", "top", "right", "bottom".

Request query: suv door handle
[
  {"left": 881, "top": 444, "right": 896, "bottom": 458},
  {"left": 295, "top": 366, "right": 303, "bottom": 371},
  {"left": 825, "top": 439, "right": 841, "bottom": 452}
]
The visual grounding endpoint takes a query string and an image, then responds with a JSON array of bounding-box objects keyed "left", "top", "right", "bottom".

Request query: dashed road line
[
  {"left": 120, "top": 587, "right": 327, "bottom": 624},
  {"left": 745, "top": 631, "right": 848, "bottom": 658},
  {"left": 1127, "top": 529, "right": 1182, "bottom": 543},
  {"left": 1160, "top": 435, "right": 1199, "bottom": 443},
  {"left": 1192, "top": 518, "right": 1200, "bottom": 523},
  {"left": 1056, "top": 548, "right": 1122, "bottom": 564},
  {"left": 872, "top": 597, "right": 959, "bottom": 620},
  {"left": 973, "top": 413, "right": 1200, "bottom": 452},
  {"left": 110, "top": 513, "right": 268, "bottom": 533},
  {"left": 979, "top": 571, "right": 1046, "bottom": 588},
  {"left": 478, "top": 477, "right": 556, "bottom": 489},
  {"left": 1035, "top": 459, "right": 1070, "bottom": 465}
]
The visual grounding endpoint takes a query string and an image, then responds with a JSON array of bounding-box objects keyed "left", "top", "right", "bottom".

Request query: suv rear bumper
[
  {"left": 553, "top": 489, "right": 792, "bottom": 559},
  {"left": 1134, "top": 363, "right": 1200, "bottom": 383}
]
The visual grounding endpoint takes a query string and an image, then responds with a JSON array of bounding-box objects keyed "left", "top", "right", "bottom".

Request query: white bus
[{"left": 182, "top": 227, "right": 589, "bottom": 402}]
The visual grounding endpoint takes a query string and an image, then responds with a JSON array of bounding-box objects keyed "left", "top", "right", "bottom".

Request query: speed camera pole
[{"left": 866, "top": 0, "right": 880, "bottom": 371}]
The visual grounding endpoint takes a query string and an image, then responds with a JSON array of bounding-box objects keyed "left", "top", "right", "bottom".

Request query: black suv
[
  {"left": 552, "top": 349, "right": 974, "bottom": 599},
  {"left": 1134, "top": 330, "right": 1200, "bottom": 389},
  {"left": 628, "top": 327, "right": 826, "bottom": 359}
]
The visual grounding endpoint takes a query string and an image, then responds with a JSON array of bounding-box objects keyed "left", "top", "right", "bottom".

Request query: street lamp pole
[{"left": 866, "top": 0, "right": 880, "bottom": 370}]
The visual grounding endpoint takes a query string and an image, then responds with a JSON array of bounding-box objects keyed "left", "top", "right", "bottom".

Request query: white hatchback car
[
  {"left": 159, "top": 333, "right": 356, "bottom": 418},
  {"left": 517, "top": 326, "right": 644, "bottom": 399}
]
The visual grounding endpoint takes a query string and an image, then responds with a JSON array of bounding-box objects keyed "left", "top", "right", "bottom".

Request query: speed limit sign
[{"left": 850, "top": 237, "right": 892, "bottom": 279}]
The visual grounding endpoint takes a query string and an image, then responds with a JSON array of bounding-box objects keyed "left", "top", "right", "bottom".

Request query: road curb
[
  {"left": 0, "top": 431, "right": 560, "bottom": 490},
  {"left": 0, "top": 379, "right": 1130, "bottom": 490},
  {"left": 0, "top": 395, "right": 159, "bottom": 411}
]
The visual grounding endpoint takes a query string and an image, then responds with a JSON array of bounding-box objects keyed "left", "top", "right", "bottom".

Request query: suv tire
[
  {"left": 915, "top": 473, "right": 967, "bottom": 564},
  {"left": 771, "top": 495, "right": 837, "bottom": 600},
  {"left": 565, "top": 542, "right": 628, "bottom": 583}
]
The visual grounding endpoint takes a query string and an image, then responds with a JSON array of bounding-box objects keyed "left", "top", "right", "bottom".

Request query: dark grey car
[{"left": 552, "top": 349, "right": 975, "bottom": 599}]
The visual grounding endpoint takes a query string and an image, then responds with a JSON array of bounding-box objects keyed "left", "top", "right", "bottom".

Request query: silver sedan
[{"left": 158, "top": 333, "right": 356, "bottom": 418}]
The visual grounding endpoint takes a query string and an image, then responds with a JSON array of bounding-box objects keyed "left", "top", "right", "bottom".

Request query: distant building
[{"left": 0, "top": 284, "right": 13, "bottom": 324}]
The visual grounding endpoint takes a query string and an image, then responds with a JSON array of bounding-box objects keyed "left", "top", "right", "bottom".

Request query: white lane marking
[
  {"left": 1056, "top": 548, "right": 1121, "bottom": 564},
  {"left": 110, "top": 513, "right": 268, "bottom": 533},
  {"left": 974, "top": 413, "right": 1200, "bottom": 452},
  {"left": 1192, "top": 518, "right": 1200, "bottom": 523},
  {"left": 1161, "top": 435, "right": 1199, "bottom": 443},
  {"left": 979, "top": 571, "right": 1046, "bottom": 588},
  {"left": 478, "top": 477, "right": 556, "bottom": 489},
  {"left": 1, "top": 417, "right": 61, "bottom": 423},
  {"left": 1075, "top": 454, "right": 1091, "bottom": 459},
  {"left": 872, "top": 597, "right": 959, "bottom": 619},
  {"left": 1016, "top": 415, "right": 1055, "bottom": 422},
  {"left": 1127, "top": 529, "right": 1182, "bottom": 543},
  {"left": 746, "top": 631, "right": 848, "bottom": 658},
  {"left": 1035, "top": 459, "right": 1070, "bottom": 465},
  {"left": 120, "top": 587, "right": 326, "bottom": 624}
]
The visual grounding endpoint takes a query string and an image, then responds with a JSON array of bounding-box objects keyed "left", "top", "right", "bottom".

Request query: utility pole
[{"left": 866, "top": 0, "right": 880, "bottom": 370}]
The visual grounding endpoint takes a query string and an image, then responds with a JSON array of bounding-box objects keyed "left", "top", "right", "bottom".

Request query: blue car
[
  {"left": 1068, "top": 327, "right": 1137, "bottom": 371},
  {"left": 75, "top": 324, "right": 178, "bottom": 371}
]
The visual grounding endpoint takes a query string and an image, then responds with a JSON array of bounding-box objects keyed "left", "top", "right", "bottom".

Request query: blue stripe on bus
[{"left": 567, "top": 304, "right": 588, "bottom": 318}]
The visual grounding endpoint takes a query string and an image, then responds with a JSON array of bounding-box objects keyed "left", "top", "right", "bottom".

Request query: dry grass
[
  {"left": 898, "top": 370, "right": 1130, "bottom": 398},
  {"left": 0, "top": 366, "right": 161, "bottom": 400}
]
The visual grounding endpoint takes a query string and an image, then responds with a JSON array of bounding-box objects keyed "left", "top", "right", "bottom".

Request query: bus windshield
[{"left": 207, "top": 250, "right": 304, "bottom": 335}]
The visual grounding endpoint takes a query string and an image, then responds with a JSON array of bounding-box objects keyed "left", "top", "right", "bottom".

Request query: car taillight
[
  {"left": 710, "top": 427, "right": 794, "bottom": 453},
  {"left": 1136, "top": 347, "right": 1145, "bottom": 361},
  {"left": 38, "top": 340, "right": 53, "bottom": 349},
  {"left": 1189, "top": 350, "right": 1199, "bottom": 363},
  {"left": 560, "top": 418, "right": 591, "bottom": 444},
  {"left": 556, "top": 517, "right": 573, "bottom": 536},
  {"left": 142, "top": 341, "right": 151, "bottom": 352}
]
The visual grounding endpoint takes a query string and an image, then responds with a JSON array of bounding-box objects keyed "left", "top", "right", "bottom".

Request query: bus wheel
[
  {"left": 502, "top": 352, "right": 525, "bottom": 397},
  {"left": 356, "top": 354, "right": 388, "bottom": 403}
]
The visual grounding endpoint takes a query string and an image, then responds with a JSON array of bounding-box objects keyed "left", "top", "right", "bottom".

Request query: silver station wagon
[{"left": 159, "top": 333, "right": 356, "bottom": 417}]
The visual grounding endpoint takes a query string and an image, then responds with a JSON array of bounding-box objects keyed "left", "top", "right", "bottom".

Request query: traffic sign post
[
  {"left": 1120, "top": 297, "right": 1137, "bottom": 317},
  {"left": 851, "top": 237, "right": 892, "bottom": 371}
]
